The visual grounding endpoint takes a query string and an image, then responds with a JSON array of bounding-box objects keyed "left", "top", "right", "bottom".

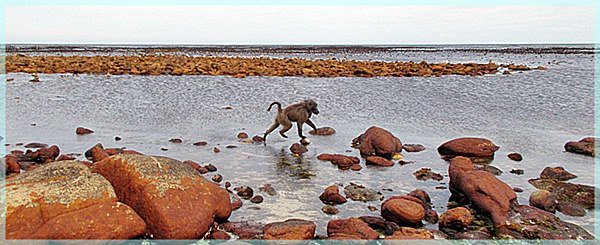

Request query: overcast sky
[{"left": 6, "top": 5, "right": 595, "bottom": 45}]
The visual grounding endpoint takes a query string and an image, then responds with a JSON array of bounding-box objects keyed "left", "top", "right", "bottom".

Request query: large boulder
[
  {"left": 498, "top": 205, "right": 594, "bottom": 239},
  {"left": 439, "top": 207, "right": 472, "bottom": 231},
  {"left": 564, "top": 137, "right": 596, "bottom": 157},
  {"left": 448, "top": 156, "right": 516, "bottom": 226},
  {"left": 438, "top": 137, "right": 499, "bottom": 162},
  {"left": 91, "top": 154, "right": 232, "bottom": 239},
  {"left": 327, "top": 217, "right": 379, "bottom": 240},
  {"left": 385, "top": 227, "right": 434, "bottom": 240},
  {"left": 352, "top": 126, "right": 403, "bottom": 158},
  {"left": 6, "top": 161, "right": 146, "bottom": 239},
  {"left": 540, "top": 167, "right": 577, "bottom": 181},
  {"left": 263, "top": 219, "right": 316, "bottom": 240}
]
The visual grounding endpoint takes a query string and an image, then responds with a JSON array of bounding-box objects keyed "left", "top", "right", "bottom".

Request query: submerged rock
[
  {"left": 564, "top": 137, "right": 596, "bottom": 157},
  {"left": 309, "top": 126, "right": 336, "bottom": 136},
  {"left": 413, "top": 168, "right": 444, "bottom": 181},
  {"left": 91, "top": 154, "right": 231, "bottom": 239},
  {"left": 403, "top": 144, "right": 426, "bottom": 153},
  {"left": 193, "top": 141, "right": 208, "bottom": 146},
  {"left": 24, "top": 142, "right": 48, "bottom": 148},
  {"left": 250, "top": 195, "right": 264, "bottom": 204},
  {"left": 366, "top": 156, "right": 394, "bottom": 167},
  {"left": 344, "top": 183, "right": 384, "bottom": 202},
  {"left": 259, "top": 183, "right": 277, "bottom": 196},
  {"left": 263, "top": 219, "right": 316, "bottom": 240},
  {"left": 317, "top": 153, "right": 360, "bottom": 170},
  {"left": 499, "top": 205, "right": 594, "bottom": 239},
  {"left": 528, "top": 178, "right": 597, "bottom": 209},
  {"left": 352, "top": 126, "right": 403, "bottom": 158},
  {"left": 438, "top": 137, "right": 499, "bottom": 162},
  {"left": 6, "top": 161, "right": 145, "bottom": 239},
  {"left": 322, "top": 205, "right": 340, "bottom": 215}
]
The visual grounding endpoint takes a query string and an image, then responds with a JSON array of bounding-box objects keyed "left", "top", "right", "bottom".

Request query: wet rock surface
[
  {"left": 358, "top": 216, "right": 399, "bottom": 236},
  {"left": 413, "top": 167, "right": 444, "bottom": 181},
  {"left": 365, "top": 156, "right": 394, "bottom": 167},
  {"left": 381, "top": 196, "right": 426, "bottom": 226},
  {"left": 91, "top": 154, "right": 231, "bottom": 239},
  {"left": 352, "top": 126, "right": 403, "bottom": 158},
  {"left": 235, "top": 185, "right": 255, "bottom": 199},
  {"left": 319, "top": 185, "right": 347, "bottom": 205},
  {"left": 439, "top": 207, "right": 473, "bottom": 231},
  {"left": 438, "top": 137, "right": 499, "bottom": 162},
  {"left": 344, "top": 183, "right": 384, "bottom": 202},
  {"left": 403, "top": 143, "right": 426, "bottom": 153},
  {"left": 75, "top": 127, "right": 94, "bottom": 135},
  {"left": 6, "top": 161, "right": 146, "bottom": 239},
  {"left": 290, "top": 143, "right": 308, "bottom": 155},
  {"left": 385, "top": 227, "right": 434, "bottom": 240},
  {"left": 528, "top": 178, "right": 597, "bottom": 209},
  {"left": 499, "top": 205, "right": 594, "bottom": 239},
  {"left": 327, "top": 217, "right": 379, "bottom": 240},
  {"left": 540, "top": 166, "right": 577, "bottom": 181},
  {"left": 564, "top": 137, "right": 596, "bottom": 157},
  {"left": 507, "top": 152, "right": 523, "bottom": 161}
]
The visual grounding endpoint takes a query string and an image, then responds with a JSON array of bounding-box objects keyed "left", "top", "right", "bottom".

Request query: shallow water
[{"left": 3, "top": 45, "right": 596, "bottom": 236}]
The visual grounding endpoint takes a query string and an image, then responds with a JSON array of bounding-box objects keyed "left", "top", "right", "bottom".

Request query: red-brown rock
[
  {"left": 31, "top": 145, "right": 60, "bottom": 163},
  {"left": 352, "top": 126, "right": 403, "bottom": 158},
  {"left": 104, "top": 148, "right": 124, "bottom": 156},
  {"left": 439, "top": 207, "right": 473, "bottom": 231},
  {"left": 507, "top": 152, "right": 523, "bottom": 161},
  {"left": 290, "top": 143, "right": 308, "bottom": 155},
  {"left": 448, "top": 156, "right": 516, "bottom": 227},
  {"left": 438, "top": 137, "right": 499, "bottom": 159},
  {"left": 350, "top": 164, "right": 362, "bottom": 171},
  {"left": 381, "top": 197, "right": 425, "bottom": 226},
  {"left": 237, "top": 132, "right": 249, "bottom": 139},
  {"left": 540, "top": 166, "right": 577, "bottom": 181},
  {"left": 252, "top": 135, "right": 264, "bottom": 143},
  {"left": 319, "top": 185, "right": 347, "bottom": 205},
  {"left": 5, "top": 154, "right": 21, "bottom": 174},
  {"left": 183, "top": 160, "right": 201, "bottom": 171},
  {"left": 309, "top": 127, "right": 336, "bottom": 136},
  {"left": 564, "top": 137, "right": 596, "bottom": 157},
  {"left": 6, "top": 161, "right": 146, "bottom": 239},
  {"left": 92, "top": 154, "right": 232, "bottom": 239},
  {"left": 529, "top": 190, "right": 557, "bottom": 213},
  {"left": 209, "top": 230, "right": 231, "bottom": 240},
  {"left": 221, "top": 222, "right": 263, "bottom": 239},
  {"left": 403, "top": 144, "right": 426, "bottom": 153},
  {"left": 56, "top": 154, "right": 75, "bottom": 161},
  {"left": 327, "top": 217, "right": 379, "bottom": 240},
  {"left": 263, "top": 219, "right": 316, "bottom": 240},
  {"left": 193, "top": 141, "right": 208, "bottom": 146},
  {"left": 365, "top": 156, "right": 394, "bottom": 167},
  {"left": 76, "top": 127, "right": 94, "bottom": 135}
]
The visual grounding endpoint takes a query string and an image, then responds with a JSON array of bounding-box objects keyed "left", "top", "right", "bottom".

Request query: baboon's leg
[
  {"left": 297, "top": 122, "right": 306, "bottom": 139},
  {"left": 306, "top": 119, "right": 318, "bottom": 131},
  {"left": 279, "top": 121, "right": 292, "bottom": 138},
  {"left": 264, "top": 122, "right": 279, "bottom": 141}
]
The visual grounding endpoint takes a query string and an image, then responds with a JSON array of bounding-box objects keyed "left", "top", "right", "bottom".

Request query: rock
[
  {"left": 263, "top": 219, "right": 316, "bottom": 240},
  {"left": 408, "top": 189, "right": 438, "bottom": 224},
  {"left": 259, "top": 183, "right": 277, "bottom": 196},
  {"left": 237, "top": 132, "right": 249, "bottom": 139},
  {"left": 327, "top": 217, "right": 379, "bottom": 240},
  {"left": 438, "top": 137, "right": 499, "bottom": 162},
  {"left": 198, "top": 166, "right": 209, "bottom": 174},
  {"left": 115, "top": 136, "right": 122, "bottom": 141},
  {"left": 183, "top": 160, "right": 201, "bottom": 171},
  {"left": 513, "top": 187, "right": 524, "bottom": 193},
  {"left": 213, "top": 147, "right": 220, "bottom": 153},
  {"left": 498, "top": 204, "right": 594, "bottom": 239},
  {"left": 413, "top": 168, "right": 444, "bottom": 181},
  {"left": 252, "top": 135, "right": 265, "bottom": 143},
  {"left": 299, "top": 137, "right": 311, "bottom": 145},
  {"left": 169, "top": 138, "right": 182, "bottom": 143},
  {"left": 564, "top": 137, "right": 596, "bottom": 157},
  {"left": 6, "top": 161, "right": 146, "bottom": 239},
  {"left": 76, "top": 127, "right": 94, "bottom": 135},
  {"left": 308, "top": 127, "right": 336, "bottom": 136},
  {"left": 510, "top": 169, "right": 524, "bottom": 175},
  {"left": 319, "top": 185, "right": 347, "bottom": 205},
  {"left": 439, "top": 207, "right": 473, "bottom": 231},
  {"left": 209, "top": 230, "right": 231, "bottom": 240},
  {"left": 193, "top": 141, "right": 208, "bottom": 146},
  {"left": 229, "top": 193, "right": 243, "bottom": 211},
  {"left": 350, "top": 164, "right": 362, "bottom": 171},
  {"left": 250, "top": 195, "right": 264, "bottom": 204},
  {"left": 28, "top": 145, "right": 61, "bottom": 164},
  {"left": 453, "top": 230, "right": 492, "bottom": 239},
  {"left": 381, "top": 197, "right": 425, "bottom": 226},
  {"left": 540, "top": 166, "right": 577, "bottom": 181},
  {"left": 91, "top": 155, "right": 231, "bottom": 239},
  {"left": 235, "top": 186, "right": 254, "bottom": 199},
  {"left": 528, "top": 178, "right": 597, "bottom": 209},
  {"left": 221, "top": 222, "right": 263, "bottom": 239},
  {"left": 479, "top": 165, "right": 503, "bottom": 176},
  {"left": 317, "top": 153, "right": 360, "bottom": 170},
  {"left": 56, "top": 154, "right": 75, "bottom": 161},
  {"left": 358, "top": 216, "right": 399, "bottom": 236},
  {"left": 507, "top": 152, "right": 523, "bottom": 161},
  {"left": 205, "top": 164, "right": 217, "bottom": 172},
  {"left": 403, "top": 144, "right": 426, "bottom": 153},
  {"left": 365, "top": 156, "right": 394, "bottom": 167},
  {"left": 86, "top": 143, "right": 109, "bottom": 163},
  {"left": 5, "top": 154, "right": 21, "bottom": 174},
  {"left": 212, "top": 174, "right": 223, "bottom": 183},
  {"left": 24, "top": 142, "right": 48, "bottom": 148},
  {"left": 225, "top": 182, "right": 231, "bottom": 189},
  {"left": 408, "top": 189, "right": 431, "bottom": 205},
  {"left": 290, "top": 143, "right": 308, "bottom": 155},
  {"left": 556, "top": 201, "right": 586, "bottom": 217},
  {"left": 385, "top": 227, "right": 433, "bottom": 240},
  {"left": 322, "top": 205, "right": 340, "bottom": 215},
  {"left": 344, "top": 183, "right": 384, "bottom": 202},
  {"left": 104, "top": 148, "right": 124, "bottom": 156},
  {"left": 448, "top": 156, "right": 516, "bottom": 227},
  {"left": 161, "top": 147, "right": 168, "bottom": 151},
  {"left": 352, "top": 126, "right": 403, "bottom": 158}
]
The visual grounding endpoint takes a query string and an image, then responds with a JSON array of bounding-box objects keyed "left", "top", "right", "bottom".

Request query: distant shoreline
[{"left": 5, "top": 55, "right": 540, "bottom": 77}]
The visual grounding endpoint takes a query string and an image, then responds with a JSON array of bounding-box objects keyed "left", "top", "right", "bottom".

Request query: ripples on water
[{"left": 3, "top": 44, "right": 596, "bottom": 235}]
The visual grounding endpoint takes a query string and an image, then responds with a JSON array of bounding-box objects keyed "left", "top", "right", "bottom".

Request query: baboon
[{"left": 263, "top": 99, "right": 320, "bottom": 141}]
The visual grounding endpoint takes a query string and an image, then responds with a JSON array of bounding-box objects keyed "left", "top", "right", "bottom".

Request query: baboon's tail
[{"left": 268, "top": 102, "right": 282, "bottom": 112}]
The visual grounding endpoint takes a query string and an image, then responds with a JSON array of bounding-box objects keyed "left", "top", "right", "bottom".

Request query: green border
[{"left": 1, "top": 1, "right": 599, "bottom": 244}]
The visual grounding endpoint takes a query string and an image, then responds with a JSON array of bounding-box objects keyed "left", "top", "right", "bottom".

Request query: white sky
[{"left": 6, "top": 6, "right": 595, "bottom": 45}]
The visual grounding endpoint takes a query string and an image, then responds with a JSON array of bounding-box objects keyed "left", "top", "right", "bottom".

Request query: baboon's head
[{"left": 304, "top": 99, "right": 319, "bottom": 115}]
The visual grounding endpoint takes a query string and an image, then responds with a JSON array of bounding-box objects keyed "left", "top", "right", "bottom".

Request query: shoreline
[{"left": 5, "top": 55, "right": 539, "bottom": 77}]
